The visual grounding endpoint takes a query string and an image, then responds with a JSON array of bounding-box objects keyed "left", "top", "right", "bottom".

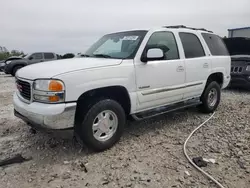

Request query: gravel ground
[{"left": 0, "top": 72, "right": 249, "bottom": 188}]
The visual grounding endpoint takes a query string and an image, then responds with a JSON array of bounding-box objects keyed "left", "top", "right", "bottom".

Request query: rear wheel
[
  {"left": 75, "top": 99, "right": 126, "bottom": 151},
  {"left": 11, "top": 65, "right": 23, "bottom": 76},
  {"left": 199, "top": 81, "right": 221, "bottom": 113}
]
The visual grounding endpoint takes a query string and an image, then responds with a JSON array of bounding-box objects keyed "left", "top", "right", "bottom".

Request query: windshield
[
  {"left": 224, "top": 37, "right": 250, "bottom": 56},
  {"left": 23, "top": 53, "right": 31, "bottom": 58},
  {"left": 85, "top": 30, "right": 147, "bottom": 59}
]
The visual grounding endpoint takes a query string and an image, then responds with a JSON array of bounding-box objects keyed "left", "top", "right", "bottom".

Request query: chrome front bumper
[{"left": 13, "top": 92, "right": 76, "bottom": 129}]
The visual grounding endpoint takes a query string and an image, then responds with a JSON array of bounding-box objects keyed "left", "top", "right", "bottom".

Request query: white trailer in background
[{"left": 228, "top": 27, "right": 250, "bottom": 38}]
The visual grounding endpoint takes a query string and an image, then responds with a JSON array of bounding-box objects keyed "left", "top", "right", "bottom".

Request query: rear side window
[
  {"left": 179, "top": 33, "right": 205, "bottom": 58},
  {"left": 44, "top": 53, "right": 55, "bottom": 59},
  {"left": 202, "top": 33, "right": 229, "bottom": 56}
]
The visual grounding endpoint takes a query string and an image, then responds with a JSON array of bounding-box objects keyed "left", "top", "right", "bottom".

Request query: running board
[{"left": 132, "top": 98, "right": 201, "bottom": 121}]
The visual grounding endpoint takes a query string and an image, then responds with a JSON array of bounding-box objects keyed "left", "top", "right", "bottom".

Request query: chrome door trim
[{"left": 141, "top": 82, "right": 203, "bottom": 96}]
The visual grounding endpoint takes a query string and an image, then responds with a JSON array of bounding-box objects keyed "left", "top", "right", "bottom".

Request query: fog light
[
  {"left": 34, "top": 95, "right": 49, "bottom": 101},
  {"left": 49, "top": 96, "right": 60, "bottom": 102}
]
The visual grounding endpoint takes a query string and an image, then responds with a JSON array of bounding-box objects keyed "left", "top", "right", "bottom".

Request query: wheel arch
[
  {"left": 11, "top": 62, "right": 26, "bottom": 74},
  {"left": 206, "top": 72, "right": 224, "bottom": 87},
  {"left": 74, "top": 85, "right": 132, "bottom": 126}
]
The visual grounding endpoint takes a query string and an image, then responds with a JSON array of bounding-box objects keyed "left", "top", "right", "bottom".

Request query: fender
[
  {"left": 9, "top": 60, "right": 28, "bottom": 70},
  {"left": 55, "top": 62, "right": 137, "bottom": 113}
]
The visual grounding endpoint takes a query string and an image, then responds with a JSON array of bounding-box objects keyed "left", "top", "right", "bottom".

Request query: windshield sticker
[{"left": 122, "top": 36, "right": 139, "bottom": 41}]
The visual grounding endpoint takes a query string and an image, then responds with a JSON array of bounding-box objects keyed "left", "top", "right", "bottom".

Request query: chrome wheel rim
[
  {"left": 92, "top": 110, "right": 118, "bottom": 142},
  {"left": 207, "top": 88, "right": 217, "bottom": 107}
]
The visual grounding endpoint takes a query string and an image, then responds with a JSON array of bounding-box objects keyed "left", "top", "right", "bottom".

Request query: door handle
[
  {"left": 177, "top": 66, "right": 184, "bottom": 72},
  {"left": 203, "top": 63, "right": 209, "bottom": 68}
]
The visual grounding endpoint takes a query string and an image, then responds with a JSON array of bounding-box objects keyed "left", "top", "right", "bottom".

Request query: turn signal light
[{"left": 49, "top": 80, "right": 63, "bottom": 91}]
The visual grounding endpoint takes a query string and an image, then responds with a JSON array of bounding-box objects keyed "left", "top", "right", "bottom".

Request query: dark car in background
[
  {"left": 0, "top": 60, "right": 4, "bottom": 71},
  {"left": 224, "top": 37, "right": 250, "bottom": 89},
  {"left": 4, "top": 52, "right": 58, "bottom": 76},
  {"left": 0, "top": 55, "right": 23, "bottom": 72}
]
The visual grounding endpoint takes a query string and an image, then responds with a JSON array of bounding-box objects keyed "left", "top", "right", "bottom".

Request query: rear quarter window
[
  {"left": 44, "top": 53, "right": 55, "bottom": 59},
  {"left": 202, "top": 33, "right": 229, "bottom": 56}
]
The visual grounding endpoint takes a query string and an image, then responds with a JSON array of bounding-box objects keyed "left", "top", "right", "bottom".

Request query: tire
[
  {"left": 11, "top": 65, "right": 23, "bottom": 76},
  {"left": 199, "top": 81, "right": 221, "bottom": 113},
  {"left": 75, "top": 99, "right": 126, "bottom": 151}
]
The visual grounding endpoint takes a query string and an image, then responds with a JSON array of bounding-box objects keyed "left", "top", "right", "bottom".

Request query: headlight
[
  {"left": 33, "top": 79, "right": 65, "bottom": 103},
  {"left": 246, "top": 65, "right": 250, "bottom": 71},
  {"left": 6, "top": 61, "right": 11, "bottom": 64}
]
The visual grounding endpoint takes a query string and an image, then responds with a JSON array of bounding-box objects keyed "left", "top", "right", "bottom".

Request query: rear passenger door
[
  {"left": 44, "top": 53, "right": 56, "bottom": 62},
  {"left": 179, "top": 32, "right": 211, "bottom": 100}
]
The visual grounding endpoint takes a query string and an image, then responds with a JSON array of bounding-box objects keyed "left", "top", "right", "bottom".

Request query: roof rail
[{"left": 163, "top": 25, "right": 213, "bottom": 33}]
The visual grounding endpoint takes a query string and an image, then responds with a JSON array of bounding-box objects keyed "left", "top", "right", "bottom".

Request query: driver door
[
  {"left": 29, "top": 53, "right": 44, "bottom": 64},
  {"left": 134, "top": 31, "right": 186, "bottom": 111}
]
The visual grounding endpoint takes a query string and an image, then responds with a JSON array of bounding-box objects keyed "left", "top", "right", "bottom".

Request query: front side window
[
  {"left": 144, "top": 31, "right": 179, "bottom": 60},
  {"left": 85, "top": 30, "right": 147, "bottom": 59},
  {"left": 179, "top": 33, "right": 205, "bottom": 58},
  {"left": 31, "top": 53, "right": 43, "bottom": 60}
]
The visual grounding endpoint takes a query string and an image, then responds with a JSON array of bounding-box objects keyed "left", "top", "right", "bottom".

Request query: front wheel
[
  {"left": 76, "top": 99, "right": 126, "bottom": 151},
  {"left": 199, "top": 81, "right": 221, "bottom": 113}
]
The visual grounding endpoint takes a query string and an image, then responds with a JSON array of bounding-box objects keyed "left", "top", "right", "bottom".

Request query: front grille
[
  {"left": 16, "top": 79, "right": 31, "bottom": 101},
  {"left": 231, "top": 66, "right": 243, "bottom": 73}
]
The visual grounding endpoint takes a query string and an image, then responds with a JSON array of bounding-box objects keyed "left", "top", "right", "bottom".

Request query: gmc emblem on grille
[{"left": 16, "top": 83, "right": 22, "bottom": 92}]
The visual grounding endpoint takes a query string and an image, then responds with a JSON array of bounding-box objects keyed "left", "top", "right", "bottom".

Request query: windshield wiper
[{"left": 92, "top": 54, "right": 111, "bottom": 58}]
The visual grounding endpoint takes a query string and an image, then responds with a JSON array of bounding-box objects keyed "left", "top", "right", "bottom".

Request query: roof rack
[{"left": 163, "top": 25, "right": 213, "bottom": 33}]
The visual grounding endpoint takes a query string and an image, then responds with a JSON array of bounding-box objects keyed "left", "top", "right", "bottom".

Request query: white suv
[{"left": 14, "top": 26, "right": 231, "bottom": 151}]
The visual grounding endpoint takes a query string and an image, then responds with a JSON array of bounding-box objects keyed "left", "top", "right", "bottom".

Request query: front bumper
[
  {"left": 4, "top": 64, "right": 11, "bottom": 74},
  {"left": 13, "top": 92, "right": 76, "bottom": 129},
  {"left": 0, "top": 63, "right": 5, "bottom": 71},
  {"left": 230, "top": 74, "right": 250, "bottom": 89}
]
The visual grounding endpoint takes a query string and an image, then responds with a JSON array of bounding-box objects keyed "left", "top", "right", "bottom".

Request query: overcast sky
[{"left": 1, "top": 0, "right": 250, "bottom": 54}]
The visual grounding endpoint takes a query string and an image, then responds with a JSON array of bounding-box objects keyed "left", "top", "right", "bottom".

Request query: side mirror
[
  {"left": 28, "top": 56, "right": 33, "bottom": 60},
  {"left": 142, "top": 48, "right": 164, "bottom": 63}
]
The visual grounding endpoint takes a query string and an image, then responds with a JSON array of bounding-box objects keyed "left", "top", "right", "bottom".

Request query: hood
[
  {"left": 224, "top": 37, "right": 250, "bottom": 56},
  {"left": 7, "top": 58, "right": 27, "bottom": 64},
  {"left": 231, "top": 55, "right": 250, "bottom": 60},
  {"left": 5, "top": 56, "right": 24, "bottom": 62},
  {"left": 16, "top": 57, "right": 122, "bottom": 80}
]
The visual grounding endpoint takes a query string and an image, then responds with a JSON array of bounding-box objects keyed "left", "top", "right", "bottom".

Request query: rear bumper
[
  {"left": 230, "top": 75, "right": 250, "bottom": 88},
  {"left": 13, "top": 92, "right": 76, "bottom": 129}
]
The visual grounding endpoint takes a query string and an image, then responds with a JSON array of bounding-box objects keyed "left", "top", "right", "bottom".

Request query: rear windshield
[
  {"left": 223, "top": 37, "right": 250, "bottom": 56},
  {"left": 202, "top": 33, "right": 229, "bottom": 56}
]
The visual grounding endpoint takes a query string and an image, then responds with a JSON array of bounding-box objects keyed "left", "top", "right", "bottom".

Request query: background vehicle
[
  {"left": 4, "top": 52, "right": 58, "bottom": 76},
  {"left": 0, "top": 60, "right": 4, "bottom": 71},
  {"left": 0, "top": 55, "right": 23, "bottom": 71},
  {"left": 14, "top": 26, "right": 231, "bottom": 151},
  {"left": 224, "top": 37, "right": 250, "bottom": 89}
]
